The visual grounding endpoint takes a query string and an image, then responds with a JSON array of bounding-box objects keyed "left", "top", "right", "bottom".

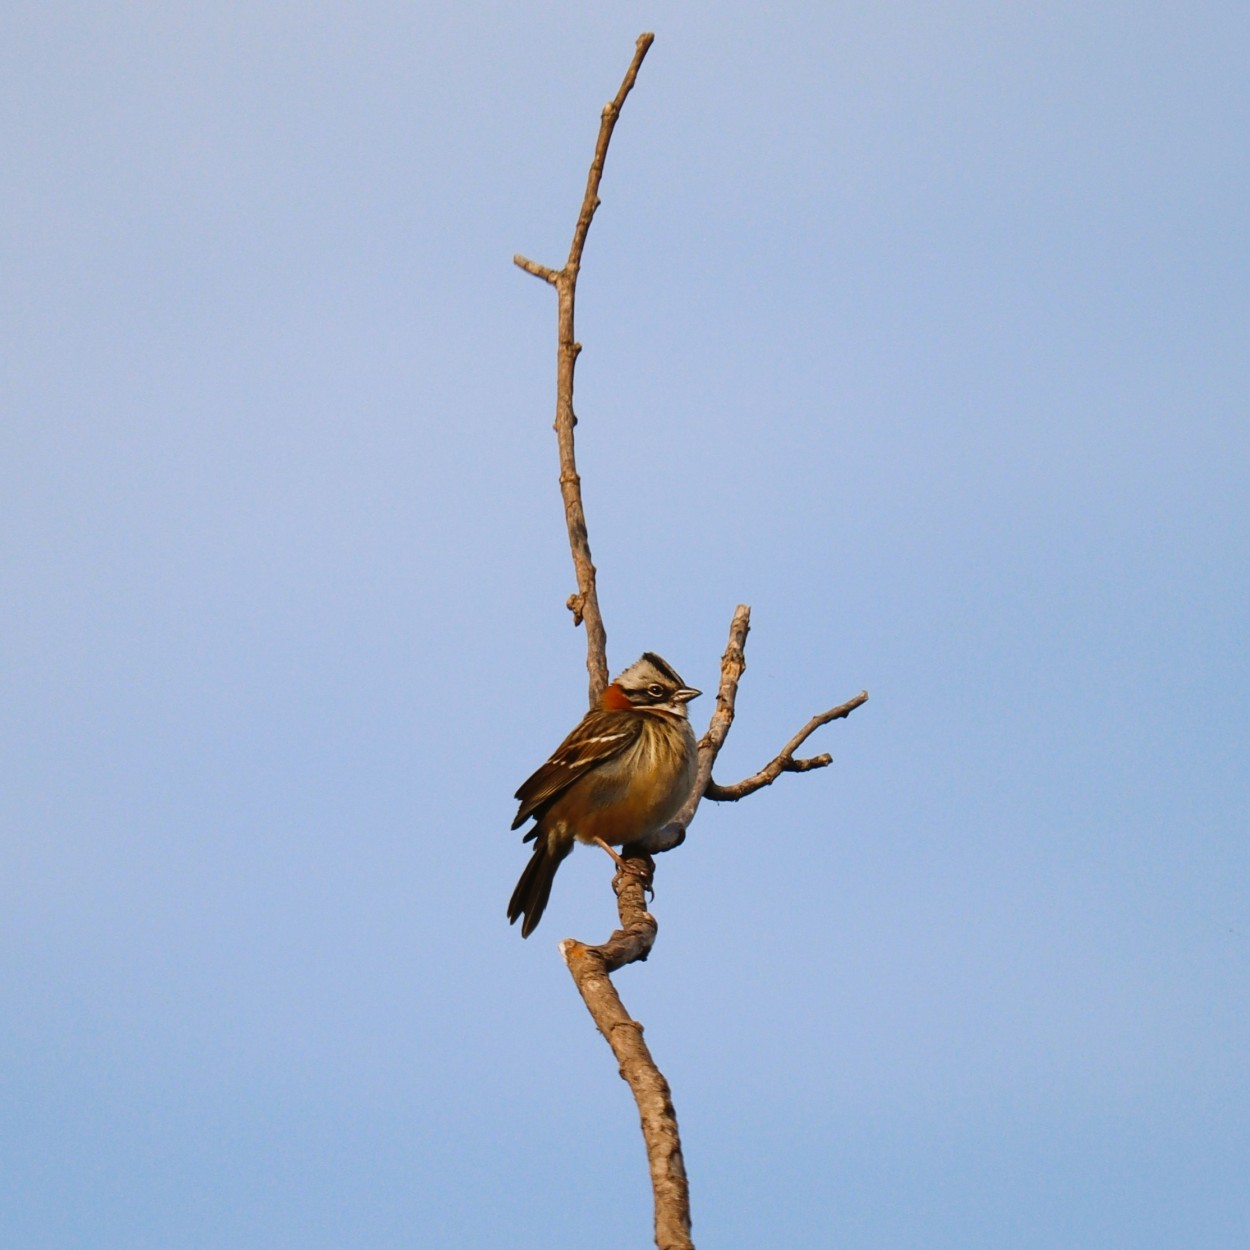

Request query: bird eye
[{"left": 647, "top": 683, "right": 664, "bottom": 698}]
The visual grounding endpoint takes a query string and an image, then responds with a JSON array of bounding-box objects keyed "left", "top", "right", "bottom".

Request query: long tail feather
[{"left": 507, "top": 834, "right": 572, "bottom": 938}]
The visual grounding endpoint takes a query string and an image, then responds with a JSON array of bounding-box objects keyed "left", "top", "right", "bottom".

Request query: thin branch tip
[
  {"left": 704, "top": 688, "right": 866, "bottom": 801},
  {"left": 513, "top": 253, "right": 559, "bottom": 284}
]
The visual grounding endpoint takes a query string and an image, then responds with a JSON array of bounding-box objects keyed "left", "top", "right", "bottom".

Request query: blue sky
[{"left": 3, "top": 4, "right": 1247, "bottom": 1247}]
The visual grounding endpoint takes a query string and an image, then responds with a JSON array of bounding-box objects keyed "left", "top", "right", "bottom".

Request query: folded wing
[{"left": 511, "top": 711, "right": 641, "bottom": 831}]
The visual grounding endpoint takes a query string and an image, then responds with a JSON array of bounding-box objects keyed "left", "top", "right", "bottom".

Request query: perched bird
[{"left": 508, "top": 652, "right": 701, "bottom": 937}]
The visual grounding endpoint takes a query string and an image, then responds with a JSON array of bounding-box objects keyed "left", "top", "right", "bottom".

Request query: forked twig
[{"left": 705, "top": 690, "right": 869, "bottom": 801}]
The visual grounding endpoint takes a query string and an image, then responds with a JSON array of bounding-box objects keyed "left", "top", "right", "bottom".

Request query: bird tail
[{"left": 507, "top": 834, "right": 571, "bottom": 938}]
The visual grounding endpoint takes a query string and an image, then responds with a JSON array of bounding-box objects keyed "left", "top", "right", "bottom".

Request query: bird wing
[{"left": 511, "top": 711, "right": 641, "bottom": 831}]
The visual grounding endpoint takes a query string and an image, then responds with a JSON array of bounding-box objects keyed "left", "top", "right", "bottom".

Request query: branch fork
[{"left": 514, "top": 33, "right": 865, "bottom": 1250}]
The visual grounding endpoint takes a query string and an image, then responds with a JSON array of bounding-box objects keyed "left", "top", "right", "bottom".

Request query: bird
[{"left": 507, "top": 652, "right": 701, "bottom": 937}]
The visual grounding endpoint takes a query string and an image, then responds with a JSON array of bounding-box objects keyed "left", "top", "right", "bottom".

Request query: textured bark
[
  {"left": 560, "top": 852, "right": 692, "bottom": 1250},
  {"left": 513, "top": 32, "right": 866, "bottom": 1250},
  {"left": 515, "top": 32, "right": 654, "bottom": 708}
]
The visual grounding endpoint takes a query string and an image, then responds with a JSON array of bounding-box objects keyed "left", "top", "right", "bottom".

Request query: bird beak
[{"left": 675, "top": 686, "right": 701, "bottom": 703}]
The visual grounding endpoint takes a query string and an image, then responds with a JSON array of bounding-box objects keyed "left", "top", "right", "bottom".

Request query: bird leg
[{"left": 591, "top": 836, "right": 628, "bottom": 868}]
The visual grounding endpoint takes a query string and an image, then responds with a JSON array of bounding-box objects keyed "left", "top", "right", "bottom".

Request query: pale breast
[{"left": 551, "top": 717, "right": 697, "bottom": 845}]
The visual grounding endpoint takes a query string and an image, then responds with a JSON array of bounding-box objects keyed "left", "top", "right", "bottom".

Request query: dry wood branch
[
  {"left": 516, "top": 37, "right": 691, "bottom": 1248},
  {"left": 666, "top": 604, "right": 752, "bottom": 832},
  {"left": 514, "top": 32, "right": 654, "bottom": 707},
  {"left": 512, "top": 33, "right": 865, "bottom": 1250},
  {"left": 513, "top": 255, "right": 558, "bottom": 284},
  {"left": 704, "top": 690, "right": 869, "bottom": 801},
  {"left": 560, "top": 849, "right": 693, "bottom": 1250},
  {"left": 638, "top": 606, "right": 866, "bottom": 843},
  {"left": 665, "top": 606, "right": 865, "bottom": 821}
]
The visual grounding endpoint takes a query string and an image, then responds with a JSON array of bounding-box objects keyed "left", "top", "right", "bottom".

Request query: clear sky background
[{"left": 3, "top": 4, "right": 1247, "bottom": 1248}]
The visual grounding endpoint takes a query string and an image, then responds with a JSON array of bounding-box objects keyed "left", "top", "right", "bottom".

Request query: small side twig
[
  {"left": 515, "top": 32, "right": 655, "bottom": 707},
  {"left": 638, "top": 605, "right": 866, "bottom": 846},
  {"left": 705, "top": 690, "right": 869, "bottom": 802}
]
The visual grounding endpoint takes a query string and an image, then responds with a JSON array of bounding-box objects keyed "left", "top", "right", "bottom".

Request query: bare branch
[
  {"left": 638, "top": 607, "right": 865, "bottom": 844},
  {"left": 516, "top": 37, "right": 690, "bottom": 1248},
  {"left": 560, "top": 850, "right": 692, "bottom": 1250},
  {"left": 705, "top": 690, "right": 869, "bottom": 802},
  {"left": 663, "top": 604, "right": 751, "bottom": 832},
  {"left": 512, "top": 253, "right": 558, "bottom": 284},
  {"left": 513, "top": 35, "right": 864, "bottom": 1250},
  {"left": 568, "top": 33, "right": 656, "bottom": 273},
  {"left": 514, "top": 32, "right": 654, "bottom": 706}
]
